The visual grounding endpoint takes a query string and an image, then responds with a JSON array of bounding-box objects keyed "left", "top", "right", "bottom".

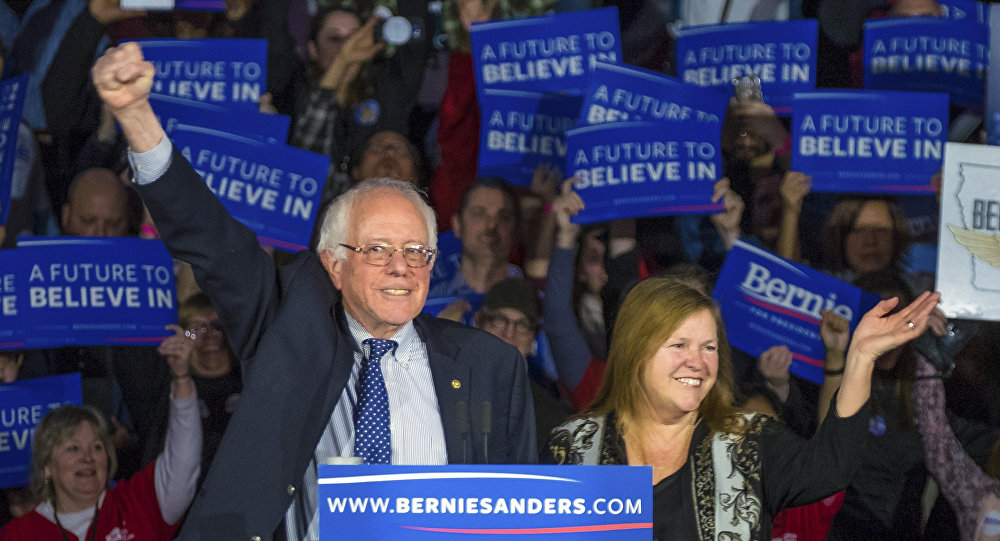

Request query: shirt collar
[{"left": 343, "top": 311, "right": 418, "bottom": 368}]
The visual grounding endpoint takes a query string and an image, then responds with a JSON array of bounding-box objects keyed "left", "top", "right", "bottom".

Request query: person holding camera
[{"left": 291, "top": 4, "right": 431, "bottom": 203}]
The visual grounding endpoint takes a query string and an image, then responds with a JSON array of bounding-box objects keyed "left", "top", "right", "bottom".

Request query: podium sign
[{"left": 318, "top": 465, "right": 652, "bottom": 539}]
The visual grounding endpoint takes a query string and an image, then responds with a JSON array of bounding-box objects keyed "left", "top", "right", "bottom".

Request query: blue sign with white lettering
[
  {"left": 565, "top": 121, "right": 722, "bottom": 224},
  {"left": 791, "top": 90, "right": 948, "bottom": 193},
  {"left": 175, "top": 0, "right": 226, "bottom": 10},
  {"left": 0, "top": 238, "right": 177, "bottom": 351},
  {"left": 579, "top": 62, "right": 727, "bottom": 126},
  {"left": 478, "top": 90, "right": 580, "bottom": 186},
  {"left": 675, "top": 19, "right": 818, "bottom": 113},
  {"left": 863, "top": 17, "right": 989, "bottom": 108},
  {"left": 0, "top": 75, "right": 27, "bottom": 226},
  {"left": 136, "top": 38, "right": 267, "bottom": 110},
  {"left": 0, "top": 373, "right": 82, "bottom": 488},
  {"left": 940, "top": 0, "right": 989, "bottom": 24},
  {"left": 470, "top": 7, "right": 622, "bottom": 99},
  {"left": 170, "top": 125, "right": 330, "bottom": 252},
  {"left": 318, "top": 465, "right": 652, "bottom": 540},
  {"left": 150, "top": 94, "right": 290, "bottom": 144},
  {"left": 712, "top": 241, "right": 880, "bottom": 384}
]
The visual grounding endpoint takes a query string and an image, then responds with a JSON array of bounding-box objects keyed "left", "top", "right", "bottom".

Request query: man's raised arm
[{"left": 92, "top": 42, "right": 164, "bottom": 154}]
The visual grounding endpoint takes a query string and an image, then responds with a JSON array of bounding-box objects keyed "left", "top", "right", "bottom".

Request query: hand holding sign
[
  {"left": 758, "top": 345, "right": 792, "bottom": 400},
  {"left": 90, "top": 0, "right": 146, "bottom": 24},
  {"left": 819, "top": 310, "right": 850, "bottom": 355}
]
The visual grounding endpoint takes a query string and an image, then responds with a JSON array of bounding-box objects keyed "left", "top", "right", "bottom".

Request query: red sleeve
[
  {"left": 431, "top": 51, "right": 480, "bottom": 233},
  {"left": 569, "top": 358, "right": 606, "bottom": 412},
  {"left": 98, "top": 460, "right": 181, "bottom": 540},
  {"left": 770, "top": 491, "right": 844, "bottom": 541}
]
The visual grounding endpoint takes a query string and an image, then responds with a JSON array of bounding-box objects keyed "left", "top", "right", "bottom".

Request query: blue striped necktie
[{"left": 354, "top": 338, "right": 396, "bottom": 464}]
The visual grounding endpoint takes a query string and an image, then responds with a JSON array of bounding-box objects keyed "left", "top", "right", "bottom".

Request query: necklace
[
  {"left": 627, "top": 413, "right": 698, "bottom": 478},
  {"left": 52, "top": 500, "right": 99, "bottom": 541}
]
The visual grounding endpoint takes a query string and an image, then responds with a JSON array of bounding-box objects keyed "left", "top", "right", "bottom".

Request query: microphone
[
  {"left": 481, "top": 401, "right": 492, "bottom": 464},
  {"left": 457, "top": 400, "right": 469, "bottom": 463}
]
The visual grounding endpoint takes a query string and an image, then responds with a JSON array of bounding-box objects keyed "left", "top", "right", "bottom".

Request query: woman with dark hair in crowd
[
  {"left": 547, "top": 274, "right": 939, "bottom": 539},
  {"left": 821, "top": 197, "right": 911, "bottom": 281},
  {"left": 0, "top": 328, "right": 201, "bottom": 540},
  {"left": 820, "top": 271, "right": 996, "bottom": 539}
]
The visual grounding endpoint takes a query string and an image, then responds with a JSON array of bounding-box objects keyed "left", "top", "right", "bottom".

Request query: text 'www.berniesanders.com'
[{"left": 327, "top": 497, "right": 643, "bottom": 516}]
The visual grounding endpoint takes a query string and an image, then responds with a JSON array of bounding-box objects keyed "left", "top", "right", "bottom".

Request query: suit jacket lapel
[{"left": 415, "top": 316, "right": 471, "bottom": 463}]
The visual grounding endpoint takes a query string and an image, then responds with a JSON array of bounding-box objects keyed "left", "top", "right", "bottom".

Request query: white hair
[{"left": 315, "top": 178, "right": 438, "bottom": 260}]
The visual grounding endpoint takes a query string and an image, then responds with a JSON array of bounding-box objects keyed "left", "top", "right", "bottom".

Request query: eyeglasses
[
  {"left": 185, "top": 321, "right": 225, "bottom": 340},
  {"left": 339, "top": 242, "right": 439, "bottom": 267},
  {"left": 481, "top": 311, "right": 536, "bottom": 335}
]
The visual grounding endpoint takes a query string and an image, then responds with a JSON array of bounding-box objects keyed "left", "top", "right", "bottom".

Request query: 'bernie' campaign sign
[
  {"left": 713, "top": 241, "right": 879, "bottom": 384},
  {"left": 579, "top": 62, "right": 727, "bottom": 126},
  {"left": 675, "top": 19, "right": 818, "bottom": 112},
  {"left": 136, "top": 38, "right": 267, "bottom": 110},
  {"left": 791, "top": 90, "right": 948, "bottom": 194},
  {"left": 470, "top": 7, "right": 622, "bottom": 98},
  {"left": 565, "top": 121, "right": 722, "bottom": 224},
  {"left": 863, "top": 17, "right": 988, "bottom": 108},
  {"left": 478, "top": 90, "right": 581, "bottom": 186},
  {"left": 0, "top": 373, "right": 82, "bottom": 488},
  {"left": 0, "top": 238, "right": 177, "bottom": 351}
]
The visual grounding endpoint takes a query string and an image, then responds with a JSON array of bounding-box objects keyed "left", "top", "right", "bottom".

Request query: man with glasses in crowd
[{"left": 92, "top": 42, "right": 536, "bottom": 541}]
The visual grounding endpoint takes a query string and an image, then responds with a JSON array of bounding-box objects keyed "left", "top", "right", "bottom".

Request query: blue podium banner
[
  {"left": 318, "top": 465, "right": 652, "bottom": 540},
  {"left": 712, "top": 241, "right": 879, "bottom": 384},
  {"left": 565, "top": 121, "right": 722, "bottom": 224},
  {"left": 790, "top": 90, "right": 948, "bottom": 194},
  {"left": 0, "top": 238, "right": 177, "bottom": 351},
  {"left": 478, "top": 90, "right": 581, "bottom": 186},
  {"left": 470, "top": 7, "right": 622, "bottom": 98},
  {"left": 675, "top": 19, "right": 818, "bottom": 113},
  {"left": 150, "top": 94, "right": 290, "bottom": 144},
  {"left": 0, "top": 75, "right": 27, "bottom": 225},
  {"left": 579, "top": 62, "right": 727, "bottom": 126},
  {"left": 863, "top": 17, "right": 988, "bottom": 108},
  {"left": 136, "top": 39, "right": 267, "bottom": 111},
  {"left": 0, "top": 373, "right": 82, "bottom": 488},
  {"left": 171, "top": 125, "right": 330, "bottom": 252}
]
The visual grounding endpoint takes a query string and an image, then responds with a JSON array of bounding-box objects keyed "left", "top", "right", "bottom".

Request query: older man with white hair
[{"left": 91, "top": 42, "right": 536, "bottom": 541}]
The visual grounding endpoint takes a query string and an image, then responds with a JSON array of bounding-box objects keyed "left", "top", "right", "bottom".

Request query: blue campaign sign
[
  {"left": 790, "top": 90, "right": 948, "bottom": 194},
  {"left": 712, "top": 241, "right": 879, "bottom": 384},
  {"left": 565, "top": 121, "right": 722, "bottom": 224},
  {"left": 135, "top": 39, "right": 267, "bottom": 111},
  {"left": 940, "top": 0, "right": 989, "bottom": 23},
  {"left": 0, "top": 238, "right": 177, "bottom": 351},
  {"left": 0, "top": 75, "right": 27, "bottom": 226},
  {"left": 470, "top": 7, "right": 622, "bottom": 98},
  {"left": 863, "top": 17, "right": 989, "bottom": 108},
  {"left": 0, "top": 373, "right": 82, "bottom": 488},
  {"left": 175, "top": 0, "right": 226, "bottom": 10},
  {"left": 675, "top": 19, "right": 818, "bottom": 113},
  {"left": 170, "top": 125, "right": 330, "bottom": 252},
  {"left": 150, "top": 94, "right": 290, "bottom": 144},
  {"left": 478, "top": 90, "right": 581, "bottom": 186},
  {"left": 579, "top": 62, "right": 727, "bottom": 126},
  {"left": 318, "top": 465, "right": 651, "bottom": 540}
]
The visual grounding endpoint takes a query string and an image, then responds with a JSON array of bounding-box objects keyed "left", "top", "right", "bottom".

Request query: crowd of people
[{"left": 2, "top": 0, "right": 1000, "bottom": 539}]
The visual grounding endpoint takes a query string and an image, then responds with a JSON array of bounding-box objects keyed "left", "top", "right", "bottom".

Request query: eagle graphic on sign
[{"left": 948, "top": 224, "right": 1000, "bottom": 269}]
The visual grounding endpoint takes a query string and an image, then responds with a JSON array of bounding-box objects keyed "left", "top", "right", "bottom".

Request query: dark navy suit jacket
[{"left": 138, "top": 145, "right": 537, "bottom": 541}]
